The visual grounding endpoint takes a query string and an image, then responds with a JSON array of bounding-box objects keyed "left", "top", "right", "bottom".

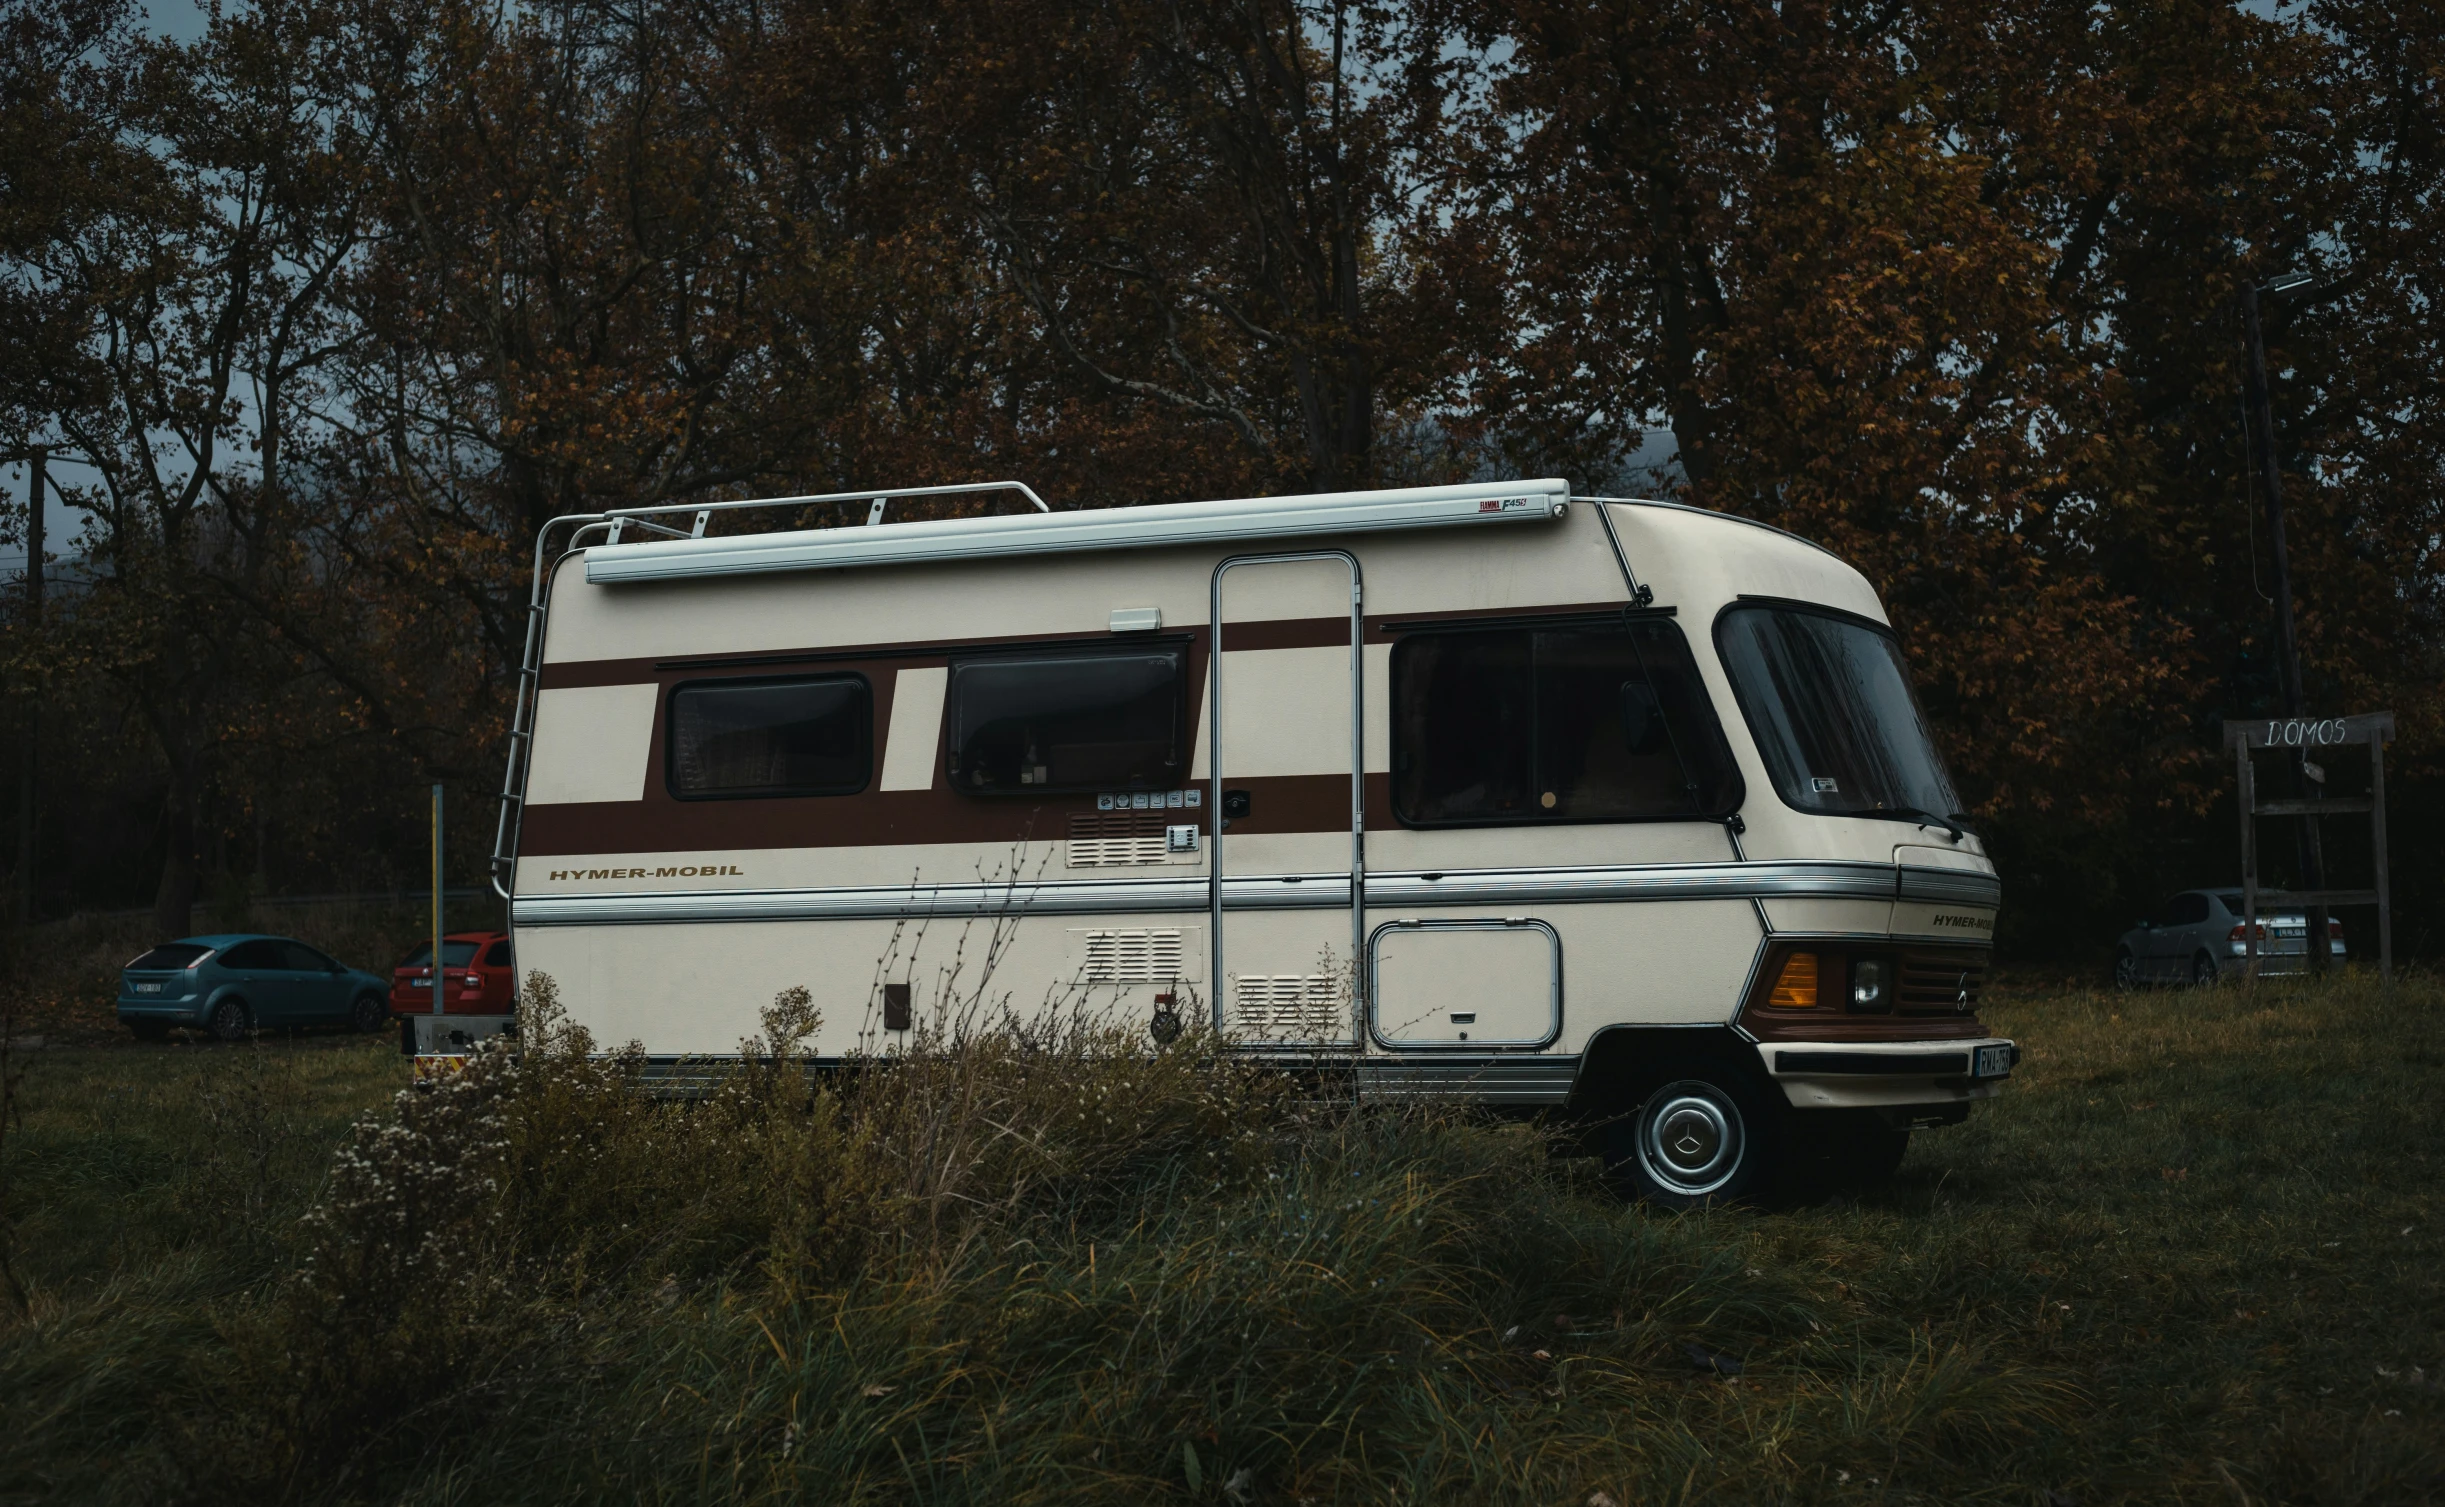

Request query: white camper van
[{"left": 488, "top": 479, "right": 2013, "bottom": 1202}]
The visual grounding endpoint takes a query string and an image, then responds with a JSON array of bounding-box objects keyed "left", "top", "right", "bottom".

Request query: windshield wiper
[{"left": 1883, "top": 806, "right": 1970, "bottom": 842}]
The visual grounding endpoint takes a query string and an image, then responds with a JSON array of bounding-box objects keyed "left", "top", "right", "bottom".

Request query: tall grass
[{"left": 0, "top": 969, "right": 2437, "bottom": 1505}]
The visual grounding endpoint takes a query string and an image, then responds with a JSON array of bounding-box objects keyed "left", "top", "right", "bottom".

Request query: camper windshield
[{"left": 1715, "top": 604, "right": 1966, "bottom": 828}]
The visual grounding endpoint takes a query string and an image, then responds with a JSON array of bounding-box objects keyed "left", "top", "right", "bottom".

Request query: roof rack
[{"left": 487, "top": 480, "right": 1047, "bottom": 898}]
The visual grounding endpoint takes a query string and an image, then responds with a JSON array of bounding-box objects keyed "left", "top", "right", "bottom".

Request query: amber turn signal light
[{"left": 1768, "top": 951, "right": 1820, "bottom": 1008}]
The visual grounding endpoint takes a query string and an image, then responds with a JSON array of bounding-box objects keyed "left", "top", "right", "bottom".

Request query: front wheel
[
  {"left": 1607, "top": 1064, "right": 1780, "bottom": 1209},
  {"left": 351, "top": 994, "right": 390, "bottom": 1035},
  {"left": 2112, "top": 949, "right": 2141, "bottom": 992}
]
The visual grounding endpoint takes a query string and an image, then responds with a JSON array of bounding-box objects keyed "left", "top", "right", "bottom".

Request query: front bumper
[{"left": 1756, "top": 1036, "right": 2016, "bottom": 1110}]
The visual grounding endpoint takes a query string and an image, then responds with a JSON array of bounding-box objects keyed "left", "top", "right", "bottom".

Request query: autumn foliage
[{"left": 2, "top": 0, "right": 2440, "bottom": 955}]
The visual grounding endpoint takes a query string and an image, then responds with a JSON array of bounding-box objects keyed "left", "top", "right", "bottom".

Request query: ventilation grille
[
  {"left": 1898, "top": 953, "right": 1987, "bottom": 1014},
  {"left": 1233, "top": 974, "right": 1344, "bottom": 1040},
  {"left": 1068, "top": 811, "right": 1171, "bottom": 867},
  {"left": 1080, "top": 929, "right": 1186, "bottom": 985}
]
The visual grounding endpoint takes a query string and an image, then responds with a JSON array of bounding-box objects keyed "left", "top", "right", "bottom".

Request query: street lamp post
[{"left": 2239, "top": 271, "right": 2331, "bottom": 972}]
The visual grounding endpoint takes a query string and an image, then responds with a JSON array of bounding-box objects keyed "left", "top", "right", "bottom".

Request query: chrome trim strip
[
  {"left": 514, "top": 859, "right": 1998, "bottom": 927},
  {"left": 1354, "top": 1055, "right": 1582, "bottom": 1104},
  {"left": 1898, "top": 867, "right": 2006, "bottom": 906},
  {"left": 628, "top": 1052, "right": 1585, "bottom": 1104}
]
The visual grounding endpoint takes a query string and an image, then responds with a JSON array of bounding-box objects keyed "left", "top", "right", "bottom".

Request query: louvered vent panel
[
  {"left": 1067, "top": 811, "right": 1171, "bottom": 867},
  {"left": 1080, "top": 929, "right": 1186, "bottom": 985},
  {"left": 1232, "top": 974, "right": 1343, "bottom": 1040},
  {"left": 1897, "top": 953, "right": 1987, "bottom": 1014}
]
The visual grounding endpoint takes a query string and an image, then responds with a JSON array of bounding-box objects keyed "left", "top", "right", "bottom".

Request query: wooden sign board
[
  {"left": 2218, "top": 711, "right": 2392, "bottom": 983},
  {"left": 2222, "top": 712, "right": 2394, "bottom": 752}
]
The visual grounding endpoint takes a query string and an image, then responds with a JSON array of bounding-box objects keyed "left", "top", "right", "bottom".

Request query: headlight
[{"left": 1850, "top": 958, "right": 1889, "bottom": 1012}]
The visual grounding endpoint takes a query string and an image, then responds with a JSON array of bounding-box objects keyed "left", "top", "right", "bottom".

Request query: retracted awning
[{"left": 582, "top": 479, "right": 1571, "bottom": 584}]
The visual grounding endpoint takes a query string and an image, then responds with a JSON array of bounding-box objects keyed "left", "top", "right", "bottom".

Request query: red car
[{"left": 391, "top": 931, "right": 516, "bottom": 1017}]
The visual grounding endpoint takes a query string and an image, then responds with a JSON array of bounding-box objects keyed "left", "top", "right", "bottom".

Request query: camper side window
[
  {"left": 1392, "top": 620, "right": 1741, "bottom": 826},
  {"left": 666, "top": 675, "right": 872, "bottom": 799},
  {"left": 947, "top": 646, "right": 1185, "bottom": 793}
]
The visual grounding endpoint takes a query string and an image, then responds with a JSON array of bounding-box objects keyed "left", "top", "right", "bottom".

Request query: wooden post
[
  {"left": 2237, "top": 741, "right": 2258, "bottom": 985},
  {"left": 2371, "top": 726, "right": 2391, "bottom": 983}
]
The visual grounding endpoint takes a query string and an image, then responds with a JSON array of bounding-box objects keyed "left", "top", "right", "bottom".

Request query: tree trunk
[{"left": 154, "top": 775, "right": 200, "bottom": 939}]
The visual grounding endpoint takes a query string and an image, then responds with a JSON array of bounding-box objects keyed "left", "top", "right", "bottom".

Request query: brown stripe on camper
[
  {"left": 534, "top": 601, "right": 1638, "bottom": 690},
  {"left": 516, "top": 773, "right": 1394, "bottom": 857}
]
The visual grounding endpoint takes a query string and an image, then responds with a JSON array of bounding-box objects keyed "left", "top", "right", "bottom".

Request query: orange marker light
[{"left": 1769, "top": 952, "right": 1820, "bottom": 1009}]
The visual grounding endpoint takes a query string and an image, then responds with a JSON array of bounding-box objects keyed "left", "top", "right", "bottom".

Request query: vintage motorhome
[{"left": 485, "top": 478, "right": 2012, "bottom": 1201}]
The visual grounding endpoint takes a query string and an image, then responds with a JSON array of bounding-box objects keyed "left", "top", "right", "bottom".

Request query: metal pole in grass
[
  {"left": 432, "top": 784, "right": 444, "bottom": 1021},
  {"left": 15, "top": 448, "right": 42, "bottom": 927}
]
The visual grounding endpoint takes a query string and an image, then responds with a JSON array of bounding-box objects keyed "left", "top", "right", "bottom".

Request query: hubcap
[{"left": 1638, "top": 1084, "right": 1743, "bottom": 1195}]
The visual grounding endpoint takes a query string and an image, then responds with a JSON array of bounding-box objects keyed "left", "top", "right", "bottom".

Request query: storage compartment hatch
[{"left": 1367, "top": 918, "right": 1561, "bottom": 1050}]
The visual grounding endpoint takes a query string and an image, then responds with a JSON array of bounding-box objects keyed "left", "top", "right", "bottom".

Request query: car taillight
[
  {"left": 2227, "top": 923, "right": 2259, "bottom": 941},
  {"left": 462, "top": 974, "right": 481, "bottom": 987},
  {"left": 2328, "top": 919, "right": 2344, "bottom": 939}
]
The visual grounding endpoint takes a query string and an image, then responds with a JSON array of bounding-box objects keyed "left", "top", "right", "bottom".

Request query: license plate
[
  {"left": 134, "top": 983, "right": 161, "bottom": 993},
  {"left": 1972, "top": 1044, "right": 2013, "bottom": 1079}
]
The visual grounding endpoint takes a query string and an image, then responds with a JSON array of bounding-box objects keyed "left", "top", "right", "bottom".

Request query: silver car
[{"left": 2114, "top": 889, "right": 2345, "bottom": 989}]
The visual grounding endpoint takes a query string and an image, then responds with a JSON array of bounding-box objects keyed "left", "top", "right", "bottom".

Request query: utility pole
[
  {"left": 16, "top": 450, "right": 42, "bottom": 927},
  {"left": 432, "top": 783, "right": 446, "bottom": 1021},
  {"left": 2240, "top": 276, "right": 2331, "bottom": 971}
]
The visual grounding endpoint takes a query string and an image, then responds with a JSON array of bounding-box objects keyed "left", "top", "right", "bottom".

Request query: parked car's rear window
[
  {"left": 667, "top": 675, "right": 871, "bottom": 799},
  {"left": 127, "top": 943, "right": 211, "bottom": 971},
  {"left": 400, "top": 941, "right": 481, "bottom": 968},
  {"left": 219, "top": 939, "right": 283, "bottom": 969},
  {"left": 1715, "top": 603, "right": 1965, "bottom": 826},
  {"left": 948, "top": 645, "right": 1185, "bottom": 794},
  {"left": 2158, "top": 893, "right": 2210, "bottom": 927},
  {"left": 1392, "top": 618, "right": 1742, "bottom": 826}
]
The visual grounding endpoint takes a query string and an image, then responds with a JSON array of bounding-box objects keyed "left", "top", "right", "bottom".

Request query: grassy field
[{"left": 0, "top": 970, "right": 2438, "bottom": 1505}]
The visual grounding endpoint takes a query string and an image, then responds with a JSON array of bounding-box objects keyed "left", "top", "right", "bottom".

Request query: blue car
[{"left": 118, "top": 934, "right": 392, "bottom": 1041}]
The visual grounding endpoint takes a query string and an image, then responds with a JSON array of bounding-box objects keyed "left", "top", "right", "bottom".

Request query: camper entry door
[{"left": 1208, "top": 551, "right": 1365, "bottom": 1048}]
